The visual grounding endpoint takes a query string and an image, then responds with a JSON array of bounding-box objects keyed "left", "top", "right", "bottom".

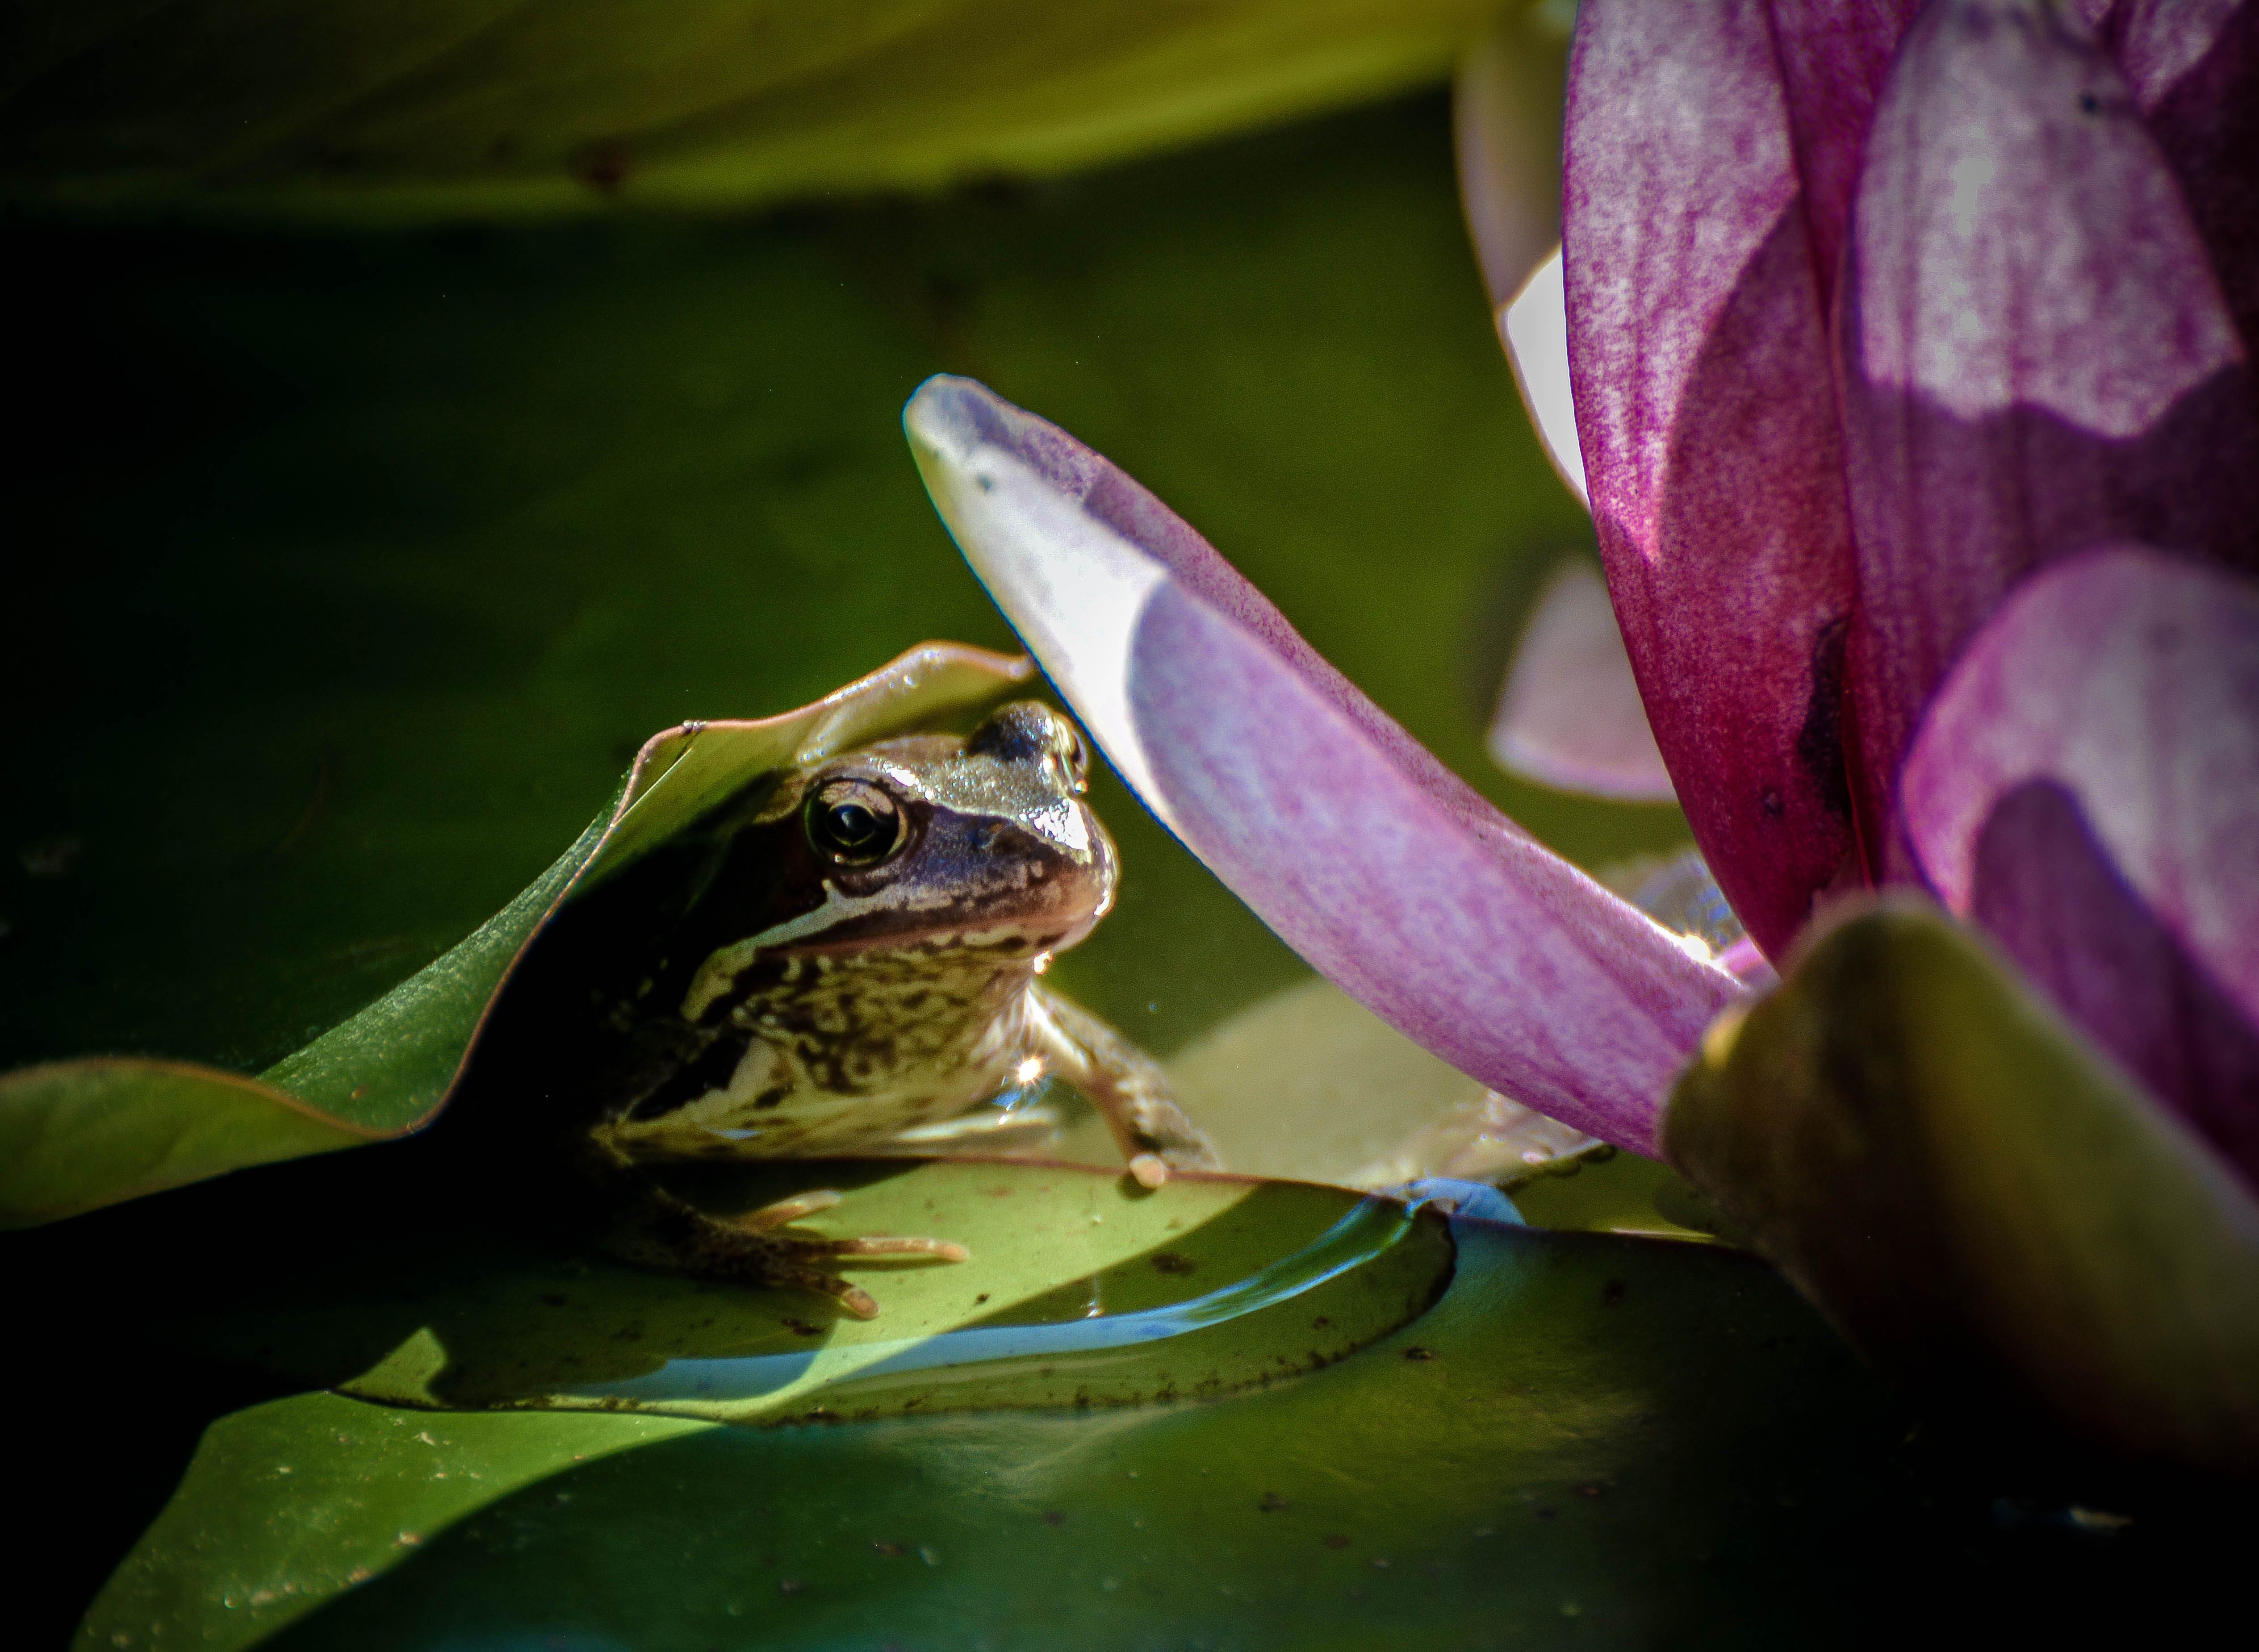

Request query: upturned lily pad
[
  {"left": 1664, "top": 897, "right": 2259, "bottom": 1475},
  {"left": 0, "top": 644, "right": 1031, "bottom": 1227}
]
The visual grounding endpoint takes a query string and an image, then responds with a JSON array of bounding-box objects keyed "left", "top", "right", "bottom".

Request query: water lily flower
[
  {"left": 1540, "top": 0, "right": 2259, "bottom": 1187},
  {"left": 904, "top": 0, "right": 2259, "bottom": 1457}
]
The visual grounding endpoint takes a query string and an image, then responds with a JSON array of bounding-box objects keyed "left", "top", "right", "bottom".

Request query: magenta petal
[
  {"left": 1839, "top": 0, "right": 2259, "bottom": 834},
  {"left": 1563, "top": 0, "right": 1862, "bottom": 955},
  {"left": 1762, "top": 0, "right": 1925, "bottom": 310},
  {"left": 905, "top": 376, "right": 1747, "bottom": 1154},
  {"left": 1901, "top": 546, "right": 2259, "bottom": 1181},
  {"left": 2101, "top": 0, "right": 2259, "bottom": 348}
]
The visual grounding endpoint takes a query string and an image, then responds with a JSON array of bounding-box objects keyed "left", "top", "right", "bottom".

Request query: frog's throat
[{"left": 678, "top": 879, "right": 1045, "bottom": 1023}]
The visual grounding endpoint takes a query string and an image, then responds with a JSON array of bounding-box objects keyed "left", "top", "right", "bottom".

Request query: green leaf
[
  {"left": 0, "top": 644, "right": 1030, "bottom": 1226},
  {"left": 0, "top": 1057, "right": 369, "bottom": 1228},
  {"left": 84, "top": 1194, "right": 1903, "bottom": 1651},
  {"left": 1663, "top": 897, "right": 2259, "bottom": 1474},
  {"left": 181, "top": 1159, "right": 1453, "bottom": 1424},
  {"left": 4, "top": 0, "right": 1514, "bottom": 223}
]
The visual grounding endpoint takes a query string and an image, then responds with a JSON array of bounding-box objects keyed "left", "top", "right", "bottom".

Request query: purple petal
[
  {"left": 2096, "top": 0, "right": 2259, "bottom": 348},
  {"left": 1763, "top": 0, "right": 1926, "bottom": 311},
  {"left": 1487, "top": 561, "right": 1676, "bottom": 801},
  {"left": 1901, "top": 545, "right": 2259, "bottom": 1181},
  {"left": 1839, "top": 0, "right": 2259, "bottom": 838},
  {"left": 1562, "top": 0, "right": 1863, "bottom": 955},
  {"left": 905, "top": 376, "right": 1747, "bottom": 1154}
]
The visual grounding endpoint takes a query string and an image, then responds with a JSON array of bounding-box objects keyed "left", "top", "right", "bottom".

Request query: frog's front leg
[
  {"left": 1025, "top": 983, "right": 1220, "bottom": 1187},
  {"left": 579, "top": 1149, "right": 967, "bottom": 1320}
]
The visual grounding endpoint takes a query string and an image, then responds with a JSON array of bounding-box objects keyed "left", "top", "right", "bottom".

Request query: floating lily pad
[
  {"left": 178, "top": 1159, "right": 1452, "bottom": 1424},
  {"left": 86, "top": 1209, "right": 1918, "bottom": 1652}
]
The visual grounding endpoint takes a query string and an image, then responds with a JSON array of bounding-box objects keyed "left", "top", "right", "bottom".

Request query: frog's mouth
[{"left": 678, "top": 843, "right": 1113, "bottom": 1024}]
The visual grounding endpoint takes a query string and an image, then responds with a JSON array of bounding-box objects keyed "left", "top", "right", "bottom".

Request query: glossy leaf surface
[
  {"left": 1665, "top": 898, "right": 2259, "bottom": 1473},
  {"left": 1, "top": 0, "right": 1506, "bottom": 222}
]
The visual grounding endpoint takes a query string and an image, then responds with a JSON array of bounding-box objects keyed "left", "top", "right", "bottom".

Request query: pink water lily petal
[
  {"left": 1487, "top": 561, "right": 1675, "bottom": 801},
  {"left": 1839, "top": 0, "right": 2259, "bottom": 839},
  {"left": 2100, "top": 0, "right": 2259, "bottom": 346},
  {"left": 1562, "top": 0, "right": 1862, "bottom": 955},
  {"left": 1901, "top": 546, "right": 2259, "bottom": 1180},
  {"left": 905, "top": 375, "right": 1746, "bottom": 1154},
  {"left": 1763, "top": 0, "right": 1925, "bottom": 310}
]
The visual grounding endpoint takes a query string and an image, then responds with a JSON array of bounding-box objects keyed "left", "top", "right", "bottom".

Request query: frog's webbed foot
[
  {"left": 1026, "top": 982, "right": 1220, "bottom": 1188},
  {"left": 596, "top": 1174, "right": 967, "bottom": 1320}
]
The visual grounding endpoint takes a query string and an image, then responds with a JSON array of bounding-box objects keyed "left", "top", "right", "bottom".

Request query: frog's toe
[
  {"left": 1127, "top": 1153, "right": 1171, "bottom": 1189},
  {"left": 828, "top": 1235, "right": 972, "bottom": 1262},
  {"left": 728, "top": 1189, "right": 844, "bottom": 1232},
  {"left": 783, "top": 1265, "right": 881, "bottom": 1321}
]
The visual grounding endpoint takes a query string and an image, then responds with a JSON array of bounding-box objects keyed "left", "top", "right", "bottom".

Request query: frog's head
[{"left": 681, "top": 703, "right": 1118, "bottom": 1014}]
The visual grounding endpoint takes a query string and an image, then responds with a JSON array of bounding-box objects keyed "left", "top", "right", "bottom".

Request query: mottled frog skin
[{"left": 482, "top": 701, "right": 1215, "bottom": 1317}]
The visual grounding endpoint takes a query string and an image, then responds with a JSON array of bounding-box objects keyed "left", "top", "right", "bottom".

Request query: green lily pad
[
  {"left": 1664, "top": 897, "right": 2259, "bottom": 1475},
  {"left": 85, "top": 1208, "right": 1913, "bottom": 1652},
  {"left": 179, "top": 1159, "right": 1452, "bottom": 1423},
  {"left": 0, "top": 643, "right": 1031, "bottom": 1227},
  {"left": 4, "top": 0, "right": 1514, "bottom": 223}
]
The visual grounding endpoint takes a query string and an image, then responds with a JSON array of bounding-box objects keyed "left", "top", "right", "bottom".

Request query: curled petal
[
  {"left": 1901, "top": 546, "right": 2259, "bottom": 1181},
  {"left": 905, "top": 376, "right": 1746, "bottom": 1154},
  {"left": 1563, "top": 0, "right": 1862, "bottom": 955},
  {"left": 1487, "top": 560, "right": 1674, "bottom": 801},
  {"left": 1840, "top": 0, "right": 2259, "bottom": 834}
]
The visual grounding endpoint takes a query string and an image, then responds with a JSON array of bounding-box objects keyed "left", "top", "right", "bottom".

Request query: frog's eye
[{"left": 806, "top": 780, "right": 907, "bottom": 866}]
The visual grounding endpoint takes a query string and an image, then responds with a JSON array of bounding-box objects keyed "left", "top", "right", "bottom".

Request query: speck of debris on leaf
[
  {"left": 1150, "top": 1252, "right": 1197, "bottom": 1275},
  {"left": 1602, "top": 1279, "right": 1626, "bottom": 1306},
  {"left": 1258, "top": 1492, "right": 1292, "bottom": 1513},
  {"left": 1402, "top": 1347, "right": 1435, "bottom": 1362}
]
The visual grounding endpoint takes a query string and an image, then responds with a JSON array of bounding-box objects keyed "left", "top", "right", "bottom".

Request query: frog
[{"left": 468, "top": 699, "right": 1217, "bottom": 1318}]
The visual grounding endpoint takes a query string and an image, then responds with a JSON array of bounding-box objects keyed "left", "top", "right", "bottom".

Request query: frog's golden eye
[{"left": 806, "top": 780, "right": 907, "bottom": 866}]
